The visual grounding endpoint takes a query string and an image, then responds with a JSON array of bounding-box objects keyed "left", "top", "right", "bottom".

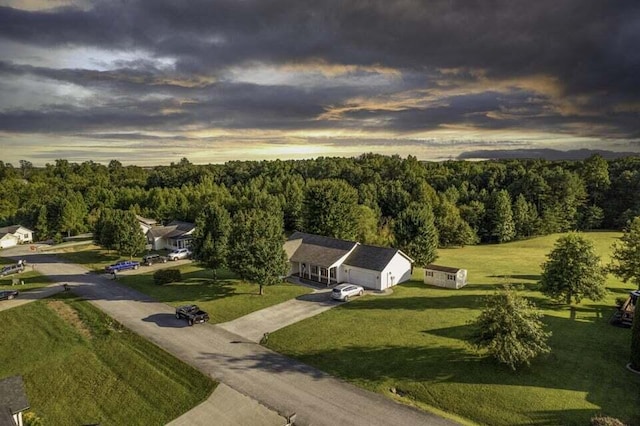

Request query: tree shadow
[
  {"left": 491, "top": 274, "right": 542, "bottom": 281},
  {"left": 141, "top": 313, "right": 188, "bottom": 328},
  {"left": 341, "top": 294, "right": 485, "bottom": 311}
]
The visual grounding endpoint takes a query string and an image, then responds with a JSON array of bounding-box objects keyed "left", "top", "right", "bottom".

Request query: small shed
[
  {"left": 424, "top": 264, "right": 467, "bottom": 289},
  {"left": 0, "top": 375, "right": 30, "bottom": 426}
]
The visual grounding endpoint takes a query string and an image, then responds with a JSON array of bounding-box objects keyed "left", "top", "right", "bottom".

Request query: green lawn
[
  {"left": 118, "top": 264, "right": 312, "bottom": 323},
  {"left": 53, "top": 243, "right": 124, "bottom": 272},
  {"left": 0, "top": 293, "right": 215, "bottom": 425},
  {"left": 267, "top": 232, "right": 640, "bottom": 426},
  {"left": 1, "top": 257, "right": 52, "bottom": 291}
]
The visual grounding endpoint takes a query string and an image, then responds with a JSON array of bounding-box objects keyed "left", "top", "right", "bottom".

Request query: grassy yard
[
  {"left": 267, "top": 232, "right": 640, "bottom": 426},
  {"left": 118, "top": 264, "right": 312, "bottom": 323},
  {"left": 0, "top": 257, "right": 52, "bottom": 291},
  {"left": 51, "top": 243, "right": 312, "bottom": 323},
  {"left": 0, "top": 293, "right": 215, "bottom": 425}
]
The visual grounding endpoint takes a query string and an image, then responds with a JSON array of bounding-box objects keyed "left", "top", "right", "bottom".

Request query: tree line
[{"left": 1, "top": 154, "right": 640, "bottom": 265}]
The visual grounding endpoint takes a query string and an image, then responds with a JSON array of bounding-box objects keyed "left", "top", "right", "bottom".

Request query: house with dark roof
[
  {"left": 424, "top": 264, "right": 468, "bottom": 289},
  {"left": 0, "top": 375, "right": 30, "bottom": 426},
  {"left": 0, "top": 226, "right": 33, "bottom": 249},
  {"left": 145, "top": 221, "right": 195, "bottom": 251},
  {"left": 285, "top": 232, "right": 413, "bottom": 291}
]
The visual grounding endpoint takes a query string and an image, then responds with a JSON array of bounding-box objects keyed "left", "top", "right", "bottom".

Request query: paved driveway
[
  {"left": 7, "top": 250, "right": 459, "bottom": 426},
  {"left": 218, "top": 290, "right": 340, "bottom": 342}
]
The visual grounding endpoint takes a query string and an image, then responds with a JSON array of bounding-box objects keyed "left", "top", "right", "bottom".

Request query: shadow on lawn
[{"left": 283, "top": 319, "right": 639, "bottom": 424}]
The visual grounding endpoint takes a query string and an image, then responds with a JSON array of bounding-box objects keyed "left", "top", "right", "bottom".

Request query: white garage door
[{"left": 348, "top": 269, "right": 379, "bottom": 290}]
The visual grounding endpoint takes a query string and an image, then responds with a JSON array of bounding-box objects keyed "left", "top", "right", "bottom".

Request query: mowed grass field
[
  {"left": 267, "top": 232, "right": 640, "bottom": 426},
  {"left": 53, "top": 244, "right": 312, "bottom": 323},
  {"left": 117, "top": 264, "right": 312, "bottom": 323},
  {"left": 0, "top": 293, "right": 215, "bottom": 425}
]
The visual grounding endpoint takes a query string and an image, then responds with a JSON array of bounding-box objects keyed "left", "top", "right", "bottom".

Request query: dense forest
[{"left": 1, "top": 154, "right": 639, "bottom": 251}]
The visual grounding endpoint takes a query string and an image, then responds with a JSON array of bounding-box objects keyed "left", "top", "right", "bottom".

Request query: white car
[
  {"left": 331, "top": 284, "right": 365, "bottom": 301},
  {"left": 167, "top": 248, "right": 191, "bottom": 261}
]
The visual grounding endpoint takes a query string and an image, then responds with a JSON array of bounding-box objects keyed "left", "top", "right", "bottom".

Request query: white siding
[
  {"left": 424, "top": 268, "right": 467, "bottom": 289},
  {"left": 0, "top": 234, "right": 18, "bottom": 249},
  {"left": 380, "top": 253, "right": 413, "bottom": 290}
]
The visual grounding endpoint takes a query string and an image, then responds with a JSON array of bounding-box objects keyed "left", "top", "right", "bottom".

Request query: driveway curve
[{"left": 7, "top": 249, "right": 459, "bottom": 426}]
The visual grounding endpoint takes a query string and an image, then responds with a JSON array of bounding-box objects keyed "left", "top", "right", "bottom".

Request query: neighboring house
[
  {"left": 424, "top": 264, "right": 468, "bottom": 289},
  {"left": 136, "top": 215, "right": 158, "bottom": 235},
  {"left": 285, "top": 232, "right": 413, "bottom": 291},
  {"left": 0, "top": 375, "right": 30, "bottom": 426},
  {"left": 0, "top": 226, "right": 33, "bottom": 249},
  {"left": 146, "top": 221, "right": 195, "bottom": 251}
]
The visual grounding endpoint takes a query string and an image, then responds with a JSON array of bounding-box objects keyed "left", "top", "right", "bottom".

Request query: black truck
[{"left": 175, "top": 304, "right": 210, "bottom": 326}]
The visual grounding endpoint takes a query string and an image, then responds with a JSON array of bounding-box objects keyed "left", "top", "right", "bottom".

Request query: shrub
[
  {"left": 590, "top": 415, "right": 626, "bottom": 426},
  {"left": 153, "top": 269, "right": 181, "bottom": 285},
  {"left": 23, "top": 412, "right": 45, "bottom": 426}
]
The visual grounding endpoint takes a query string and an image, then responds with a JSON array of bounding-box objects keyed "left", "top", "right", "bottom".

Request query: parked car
[
  {"left": 175, "top": 304, "right": 209, "bottom": 326},
  {"left": 142, "top": 254, "right": 168, "bottom": 266},
  {"left": 0, "top": 264, "right": 24, "bottom": 277},
  {"left": 0, "top": 290, "right": 19, "bottom": 300},
  {"left": 331, "top": 284, "right": 365, "bottom": 301},
  {"left": 105, "top": 260, "right": 140, "bottom": 273},
  {"left": 167, "top": 248, "right": 191, "bottom": 261}
]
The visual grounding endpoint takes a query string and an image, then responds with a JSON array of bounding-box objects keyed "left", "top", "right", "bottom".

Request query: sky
[{"left": 0, "top": 0, "right": 639, "bottom": 166}]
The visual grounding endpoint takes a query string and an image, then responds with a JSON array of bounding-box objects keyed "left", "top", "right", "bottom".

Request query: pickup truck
[
  {"left": 105, "top": 260, "right": 140, "bottom": 273},
  {"left": 175, "top": 304, "right": 210, "bottom": 326}
]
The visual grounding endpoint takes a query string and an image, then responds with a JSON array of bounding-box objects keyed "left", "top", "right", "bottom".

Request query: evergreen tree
[
  {"left": 490, "top": 190, "right": 516, "bottom": 243},
  {"left": 227, "top": 206, "right": 288, "bottom": 295},
  {"left": 393, "top": 202, "right": 439, "bottom": 266},
  {"left": 539, "top": 233, "right": 606, "bottom": 304},
  {"left": 609, "top": 216, "right": 640, "bottom": 289},
  {"left": 471, "top": 285, "right": 551, "bottom": 370},
  {"left": 513, "top": 194, "right": 539, "bottom": 238},
  {"left": 192, "top": 203, "right": 231, "bottom": 281}
]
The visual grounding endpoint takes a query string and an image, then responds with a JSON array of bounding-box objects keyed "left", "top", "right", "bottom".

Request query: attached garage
[
  {"left": 343, "top": 245, "right": 413, "bottom": 291},
  {"left": 0, "top": 233, "right": 18, "bottom": 249}
]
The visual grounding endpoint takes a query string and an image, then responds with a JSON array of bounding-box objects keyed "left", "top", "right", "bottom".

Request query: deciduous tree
[
  {"left": 471, "top": 285, "right": 551, "bottom": 370},
  {"left": 227, "top": 206, "right": 288, "bottom": 295},
  {"left": 303, "top": 179, "right": 359, "bottom": 240},
  {"left": 608, "top": 217, "right": 640, "bottom": 289},
  {"left": 539, "top": 233, "right": 606, "bottom": 304}
]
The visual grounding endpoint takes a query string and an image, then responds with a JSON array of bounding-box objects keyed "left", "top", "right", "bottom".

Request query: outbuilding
[{"left": 424, "top": 264, "right": 468, "bottom": 289}]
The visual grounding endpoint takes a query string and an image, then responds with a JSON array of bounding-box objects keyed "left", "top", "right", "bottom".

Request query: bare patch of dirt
[{"left": 46, "top": 300, "right": 92, "bottom": 339}]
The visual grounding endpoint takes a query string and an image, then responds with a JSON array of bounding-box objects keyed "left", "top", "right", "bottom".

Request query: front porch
[{"left": 294, "top": 262, "right": 338, "bottom": 287}]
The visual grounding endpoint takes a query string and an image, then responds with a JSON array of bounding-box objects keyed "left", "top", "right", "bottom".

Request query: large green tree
[
  {"left": 112, "top": 210, "right": 147, "bottom": 259},
  {"left": 227, "top": 207, "right": 288, "bottom": 295},
  {"left": 191, "top": 203, "right": 231, "bottom": 281},
  {"left": 303, "top": 179, "right": 359, "bottom": 240},
  {"left": 471, "top": 285, "right": 551, "bottom": 370},
  {"left": 608, "top": 216, "right": 640, "bottom": 289},
  {"left": 393, "top": 202, "right": 439, "bottom": 266},
  {"left": 539, "top": 233, "right": 606, "bottom": 304},
  {"left": 490, "top": 190, "right": 516, "bottom": 243}
]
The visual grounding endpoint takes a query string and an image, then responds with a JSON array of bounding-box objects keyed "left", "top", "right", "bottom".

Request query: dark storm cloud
[{"left": 0, "top": 0, "right": 638, "bottom": 141}]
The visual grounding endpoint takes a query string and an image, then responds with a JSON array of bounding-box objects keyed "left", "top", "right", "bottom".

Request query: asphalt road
[{"left": 7, "top": 249, "right": 459, "bottom": 426}]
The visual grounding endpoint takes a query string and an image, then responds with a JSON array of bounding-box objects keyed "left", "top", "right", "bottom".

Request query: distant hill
[{"left": 457, "top": 148, "right": 639, "bottom": 161}]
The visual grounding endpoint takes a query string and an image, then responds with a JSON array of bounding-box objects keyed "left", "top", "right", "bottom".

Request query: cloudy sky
[{"left": 1, "top": 0, "right": 639, "bottom": 165}]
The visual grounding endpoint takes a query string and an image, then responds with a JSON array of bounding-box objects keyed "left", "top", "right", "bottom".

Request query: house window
[
  {"left": 447, "top": 274, "right": 455, "bottom": 280},
  {"left": 426, "top": 271, "right": 434, "bottom": 277},
  {"left": 330, "top": 268, "right": 336, "bottom": 279}
]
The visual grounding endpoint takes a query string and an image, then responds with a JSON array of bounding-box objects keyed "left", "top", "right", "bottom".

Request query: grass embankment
[
  {"left": 53, "top": 244, "right": 312, "bottom": 323},
  {"left": 0, "top": 293, "right": 215, "bottom": 425},
  {"left": 118, "top": 264, "right": 312, "bottom": 323},
  {"left": 267, "top": 232, "right": 640, "bottom": 426},
  {"left": 0, "top": 257, "right": 52, "bottom": 291}
]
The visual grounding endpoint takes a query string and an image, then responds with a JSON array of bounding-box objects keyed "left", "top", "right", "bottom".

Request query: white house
[
  {"left": 285, "top": 232, "right": 413, "bottom": 291},
  {"left": 0, "top": 375, "right": 30, "bottom": 426},
  {"left": 0, "top": 226, "right": 33, "bottom": 249},
  {"left": 424, "top": 264, "right": 468, "bottom": 289},
  {"left": 136, "top": 215, "right": 158, "bottom": 235},
  {"left": 146, "top": 221, "right": 195, "bottom": 251}
]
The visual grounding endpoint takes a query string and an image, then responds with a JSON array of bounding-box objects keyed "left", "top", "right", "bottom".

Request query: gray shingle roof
[
  {"left": 344, "top": 245, "right": 401, "bottom": 272},
  {"left": 147, "top": 221, "right": 195, "bottom": 239},
  {"left": 426, "top": 264, "right": 462, "bottom": 273},
  {"left": 288, "top": 232, "right": 357, "bottom": 268},
  {"left": 0, "top": 376, "right": 29, "bottom": 416}
]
